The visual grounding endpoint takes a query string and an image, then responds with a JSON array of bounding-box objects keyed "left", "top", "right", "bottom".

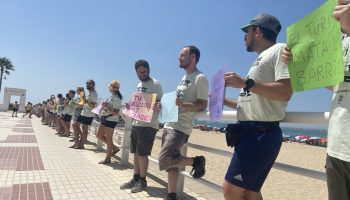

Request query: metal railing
[{"left": 89, "top": 111, "right": 329, "bottom": 197}]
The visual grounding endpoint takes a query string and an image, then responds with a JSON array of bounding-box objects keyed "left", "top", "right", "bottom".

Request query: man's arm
[
  {"left": 250, "top": 79, "right": 292, "bottom": 101},
  {"left": 224, "top": 98, "right": 238, "bottom": 109},
  {"left": 224, "top": 72, "right": 292, "bottom": 101},
  {"left": 176, "top": 98, "right": 207, "bottom": 112}
]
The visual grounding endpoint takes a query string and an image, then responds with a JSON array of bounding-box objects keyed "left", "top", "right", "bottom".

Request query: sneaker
[
  {"left": 130, "top": 179, "right": 147, "bottom": 193},
  {"left": 166, "top": 193, "right": 178, "bottom": 200},
  {"left": 190, "top": 156, "right": 206, "bottom": 179},
  {"left": 120, "top": 179, "right": 137, "bottom": 190}
]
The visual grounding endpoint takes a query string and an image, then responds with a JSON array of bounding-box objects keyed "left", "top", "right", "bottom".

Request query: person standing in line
[
  {"left": 222, "top": 14, "right": 292, "bottom": 200},
  {"left": 70, "top": 87, "right": 85, "bottom": 143},
  {"left": 96, "top": 80, "right": 123, "bottom": 164},
  {"left": 61, "top": 90, "right": 76, "bottom": 137},
  {"left": 282, "top": 1, "right": 350, "bottom": 199},
  {"left": 158, "top": 46, "right": 209, "bottom": 200},
  {"left": 71, "top": 80, "right": 98, "bottom": 149},
  {"left": 120, "top": 59, "right": 163, "bottom": 193},
  {"left": 12, "top": 101, "right": 18, "bottom": 117},
  {"left": 55, "top": 93, "right": 65, "bottom": 134}
]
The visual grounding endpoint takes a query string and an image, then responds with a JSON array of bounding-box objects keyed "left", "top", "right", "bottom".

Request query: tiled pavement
[{"left": 0, "top": 112, "right": 209, "bottom": 200}]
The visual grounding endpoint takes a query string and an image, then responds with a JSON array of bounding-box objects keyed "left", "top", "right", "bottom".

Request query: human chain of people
[{"left": 5, "top": 0, "right": 350, "bottom": 199}]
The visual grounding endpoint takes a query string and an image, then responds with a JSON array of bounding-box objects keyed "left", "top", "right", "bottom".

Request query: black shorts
[
  {"left": 25, "top": 110, "right": 30, "bottom": 114},
  {"left": 101, "top": 120, "right": 118, "bottom": 129},
  {"left": 77, "top": 115, "right": 94, "bottom": 125},
  {"left": 13, "top": 108, "right": 18, "bottom": 112},
  {"left": 130, "top": 126, "right": 158, "bottom": 156},
  {"left": 63, "top": 114, "right": 72, "bottom": 122}
]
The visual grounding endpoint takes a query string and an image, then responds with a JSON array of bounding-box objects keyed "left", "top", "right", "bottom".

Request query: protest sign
[
  {"left": 287, "top": 0, "right": 344, "bottom": 92},
  {"left": 91, "top": 98, "right": 104, "bottom": 115},
  {"left": 159, "top": 91, "right": 178, "bottom": 123},
  {"left": 122, "top": 92, "right": 157, "bottom": 122},
  {"left": 209, "top": 67, "right": 227, "bottom": 122}
]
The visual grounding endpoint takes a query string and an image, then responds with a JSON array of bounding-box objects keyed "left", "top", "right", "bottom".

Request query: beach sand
[{"left": 151, "top": 129, "right": 327, "bottom": 200}]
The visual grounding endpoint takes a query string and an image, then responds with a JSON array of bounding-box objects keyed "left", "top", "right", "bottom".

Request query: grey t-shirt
[
  {"left": 328, "top": 34, "right": 350, "bottom": 162},
  {"left": 237, "top": 43, "right": 290, "bottom": 121},
  {"left": 65, "top": 99, "right": 76, "bottom": 116},
  {"left": 100, "top": 94, "right": 122, "bottom": 122},
  {"left": 81, "top": 90, "right": 98, "bottom": 118},
  {"left": 132, "top": 78, "right": 163, "bottom": 129},
  {"left": 165, "top": 70, "right": 209, "bottom": 135}
]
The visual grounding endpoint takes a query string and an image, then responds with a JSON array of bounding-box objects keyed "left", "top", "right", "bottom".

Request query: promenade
[
  {"left": 0, "top": 112, "right": 206, "bottom": 200},
  {"left": 0, "top": 111, "right": 328, "bottom": 200}
]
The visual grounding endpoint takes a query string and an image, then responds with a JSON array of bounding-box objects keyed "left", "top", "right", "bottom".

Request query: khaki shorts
[
  {"left": 158, "top": 128, "right": 189, "bottom": 171},
  {"left": 130, "top": 126, "right": 157, "bottom": 156}
]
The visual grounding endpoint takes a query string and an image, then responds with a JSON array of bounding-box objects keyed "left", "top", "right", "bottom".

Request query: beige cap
[{"left": 109, "top": 80, "right": 120, "bottom": 90}]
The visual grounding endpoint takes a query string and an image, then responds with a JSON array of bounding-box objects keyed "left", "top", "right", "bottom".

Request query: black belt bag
[{"left": 225, "top": 121, "right": 279, "bottom": 148}]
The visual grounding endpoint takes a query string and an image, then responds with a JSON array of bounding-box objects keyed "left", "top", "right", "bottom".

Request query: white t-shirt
[
  {"left": 81, "top": 90, "right": 98, "bottom": 118},
  {"left": 165, "top": 70, "right": 209, "bottom": 135},
  {"left": 100, "top": 94, "right": 122, "bottom": 122},
  {"left": 57, "top": 98, "right": 65, "bottom": 114},
  {"left": 132, "top": 78, "right": 163, "bottom": 129},
  {"left": 237, "top": 43, "right": 290, "bottom": 121},
  {"left": 328, "top": 34, "right": 350, "bottom": 162}
]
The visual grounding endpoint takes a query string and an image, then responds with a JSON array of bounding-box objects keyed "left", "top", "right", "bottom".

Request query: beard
[
  {"left": 138, "top": 74, "right": 150, "bottom": 82},
  {"left": 179, "top": 61, "right": 189, "bottom": 69},
  {"left": 86, "top": 85, "right": 93, "bottom": 91},
  {"left": 246, "top": 37, "right": 255, "bottom": 52}
]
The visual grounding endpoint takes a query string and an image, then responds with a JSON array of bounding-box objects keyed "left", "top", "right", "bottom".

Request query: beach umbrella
[{"left": 300, "top": 138, "right": 308, "bottom": 143}]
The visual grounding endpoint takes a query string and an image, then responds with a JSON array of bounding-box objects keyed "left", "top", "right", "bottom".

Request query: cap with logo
[{"left": 241, "top": 13, "right": 281, "bottom": 35}]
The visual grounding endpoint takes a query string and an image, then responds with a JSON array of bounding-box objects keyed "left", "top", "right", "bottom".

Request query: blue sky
[{"left": 0, "top": 0, "right": 330, "bottom": 112}]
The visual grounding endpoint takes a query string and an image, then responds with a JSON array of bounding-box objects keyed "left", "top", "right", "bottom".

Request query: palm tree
[{"left": 0, "top": 57, "right": 15, "bottom": 93}]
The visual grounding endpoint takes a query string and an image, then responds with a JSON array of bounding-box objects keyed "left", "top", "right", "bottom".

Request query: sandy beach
[{"left": 151, "top": 129, "right": 327, "bottom": 200}]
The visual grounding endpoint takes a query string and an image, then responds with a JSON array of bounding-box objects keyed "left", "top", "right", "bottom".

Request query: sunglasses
[{"left": 86, "top": 82, "right": 93, "bottom": 85}]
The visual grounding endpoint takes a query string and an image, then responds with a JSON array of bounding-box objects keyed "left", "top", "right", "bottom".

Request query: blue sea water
[{"left": 194, "top": 120, "right": 328, "bottom": 138}]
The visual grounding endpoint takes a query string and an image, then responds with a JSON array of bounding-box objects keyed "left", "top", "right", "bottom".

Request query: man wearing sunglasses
[{"left": 71, "top": 79, "right": 98, "bottom": 149}]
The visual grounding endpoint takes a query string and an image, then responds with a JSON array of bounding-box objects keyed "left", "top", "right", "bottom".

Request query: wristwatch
[{"left": 244, "top": 78, "right": 255, "bottom": 91}]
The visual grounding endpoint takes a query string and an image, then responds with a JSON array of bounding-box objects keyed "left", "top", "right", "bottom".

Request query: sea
[{"left": 194, "top": 120, "right": 328, "bottom": 138}]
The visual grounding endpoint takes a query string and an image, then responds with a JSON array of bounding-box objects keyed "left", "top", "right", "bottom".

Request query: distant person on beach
[
  {"left": 282, "top": 1, "right": 350, "bottom": 199},
  {"left": 157, "top": 46, "right": 209, "bottom": 200},
  {"left": 120, "top": 59, "right": 163, "bottom": 193},
  {"left": 12, "top": 101, "right": 18, "bottom": 117},
  {"left": 96, "top": 80, "right": 122, "bottom": 164},
  {"left": 71, "top": 80, "right": 98, "bottom": 149},
  {"left": 223, "top": 14, "right": 292, "bottom": 200}
]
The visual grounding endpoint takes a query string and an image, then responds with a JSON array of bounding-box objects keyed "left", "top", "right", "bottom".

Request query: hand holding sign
[
  {"left": 334, "top": 0, "right": 350, "bottom": 35},
  {"left": 122, "top": 92, "right": 157, "bottom": 122},
  {"left": 209, "top": 67, "right": 227, "bottom": 122},
  {"left": 287, "top": 0, "right": 344, "bottom": 92}
]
